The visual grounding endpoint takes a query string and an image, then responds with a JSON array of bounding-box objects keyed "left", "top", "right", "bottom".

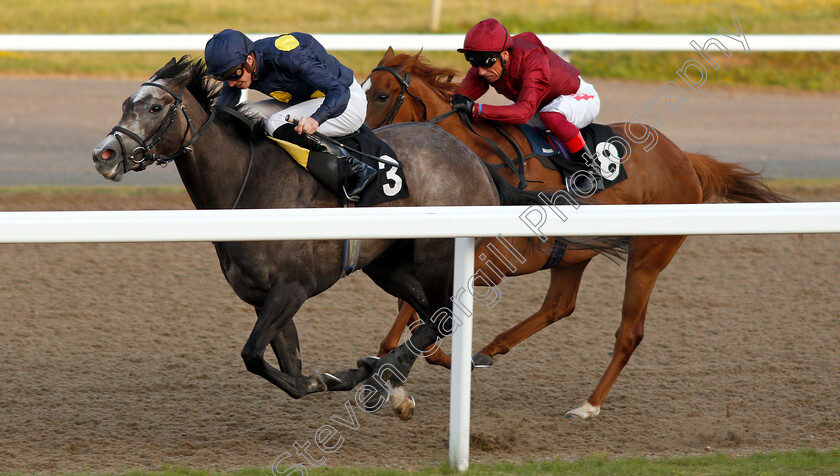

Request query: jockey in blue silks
[{"left": 204, "top": 29, "right": 376, "bottom": 198}]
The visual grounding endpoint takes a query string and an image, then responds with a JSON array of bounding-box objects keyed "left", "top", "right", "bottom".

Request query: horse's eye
[
  {"left": 150, "top": 104, "right": 163, "bottom": 113},
  {"left": 377, "top": 94, "right": 389, "bottom": 102}
]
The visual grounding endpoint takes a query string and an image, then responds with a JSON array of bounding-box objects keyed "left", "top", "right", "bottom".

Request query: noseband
[
  {"left": 108, "top": 81, "right": 216, "bottom": 171},
  {"left": 370, "top": 66, "right": 428, "bottom": 128}
]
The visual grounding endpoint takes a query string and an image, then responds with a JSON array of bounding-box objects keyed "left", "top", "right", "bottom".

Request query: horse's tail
[
  {"left": 481, "top": 163, "right": 630, "bottom": 261},
  {"left": 686, "top": 152, "right": 791, "bottom": 203}
]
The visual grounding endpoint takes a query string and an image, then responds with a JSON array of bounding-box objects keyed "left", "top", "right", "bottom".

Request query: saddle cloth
[
  {"left": 517, "top": 123, "right": 629, "bottom": 191},
  {"left": 271, "top": 124, "right": 410, "bottom": 207}
]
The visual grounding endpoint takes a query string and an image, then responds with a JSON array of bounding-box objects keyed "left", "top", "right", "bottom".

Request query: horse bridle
[
  {"left": 370, "top": 66, "right": 428, "bottom": 128},
  {"left": 108, "top": 81, "right": 216, "bottom": 171}
]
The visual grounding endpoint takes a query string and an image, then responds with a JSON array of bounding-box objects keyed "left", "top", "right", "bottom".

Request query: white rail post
[{"left": 449, "top": 237, "right": 475, "bottom": 472}]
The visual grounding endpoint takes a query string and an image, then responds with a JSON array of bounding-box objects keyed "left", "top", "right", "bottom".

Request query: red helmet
[{"left": 457, "top": 18, "right": 511, "bottom": 53}]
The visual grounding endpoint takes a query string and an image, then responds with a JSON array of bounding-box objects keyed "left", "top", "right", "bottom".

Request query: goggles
[
  {"left": 464, "top": 52, "right": 499, "bottom": 69},
  {"left": 213, "top": 64, "right": 245, "bottom": 82}
]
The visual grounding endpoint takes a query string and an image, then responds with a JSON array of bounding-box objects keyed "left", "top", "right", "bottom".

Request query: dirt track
[
  {"left": 0, "top": 187, "right": 838, "bottom": 473},
  {"left": 1, "top": 77, "right": 839, "bottom": 186}
]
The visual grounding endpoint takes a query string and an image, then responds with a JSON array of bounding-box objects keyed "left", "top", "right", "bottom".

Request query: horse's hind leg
[
  {"left": 378, "top": 301, "right": 452, "bottom": 368},
  {"left": 568, "top": 235, "right": 686, "bottom": 419},
  {"left": 377, "top": 300, "right": 411, "bottom": 358},
  {"left": 379, "top": 236, "right": 556, "bottom": 369},
  {"left": 472, "top": 258, "right": 592, "bottom": 367},
  {"left": 362, "top": 240, "right": 457, "bottom": 419}
]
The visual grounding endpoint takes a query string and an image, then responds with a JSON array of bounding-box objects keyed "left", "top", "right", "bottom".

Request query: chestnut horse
[{"left": 365, "top": 49, "right": 789, "bottom": 419}]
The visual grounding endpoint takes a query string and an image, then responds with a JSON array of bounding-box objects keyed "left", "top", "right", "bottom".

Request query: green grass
[
  {"left": 4, "top": 0, "right": 839, "bottom": 35},
  {"left": 10, "top": 448, "right": 839, "bottom": 476},
  {"left": 1, "top": 0, "right": 839, "bottom": 90}
]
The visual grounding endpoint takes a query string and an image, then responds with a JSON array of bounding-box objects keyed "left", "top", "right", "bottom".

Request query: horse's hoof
[
  {"left": 357, "top": 355, "right": 380, "bottom": 371},
  {"left": 306, "top": 372, "right": 329, "bottom": 393},
  {"left": 565, "top": 401, "right": 600, "bottom": 419},
  {"left": 471, "top": 353, "right": 494, "bottom": 369},
  {"left": 393, "top": 395, "right": 415, "bottom": 421}
]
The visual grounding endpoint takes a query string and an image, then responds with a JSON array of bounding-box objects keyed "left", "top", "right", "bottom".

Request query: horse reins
[
  {"left": 423, "top": 107, "right": 528, "bottom": 189},
  {"left": 370, "top": 66, "right": 528, "bottom": 189},
  {"left": 370, "top": 66, "right": 428, "bottom": 128},
  {"left": 108, "top": 81, "right": 216, "bottom": 172},
  {"left": 372, "top": 65, "right": 531, "bottom": 189}
]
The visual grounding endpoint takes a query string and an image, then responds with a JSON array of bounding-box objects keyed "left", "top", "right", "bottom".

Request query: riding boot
[
  {"left": 344, "top": 157, "right": 378, "bottom": 201},
  {"left": 567, "top": 143, "right": 595, "bottom": 166}
]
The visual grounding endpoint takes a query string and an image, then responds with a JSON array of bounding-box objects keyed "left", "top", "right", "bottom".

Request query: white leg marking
[
  {"left": 566, "top": 401, "right": 601, "bottom": 419},
  {"left": 387, "top": 383, "right": 407, "bottom": 410}
]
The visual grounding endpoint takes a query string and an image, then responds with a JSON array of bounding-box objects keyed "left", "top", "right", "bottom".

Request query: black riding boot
[
  {"left": 344, "top": 157, "right": 377, "bottom": 200},
  {"left": 568, "top": 143, "right": 595, "bottom": 166}
]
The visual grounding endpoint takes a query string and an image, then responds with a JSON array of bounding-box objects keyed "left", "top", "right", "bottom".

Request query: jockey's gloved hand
[{"left": 451, "top": 94, "right": 475, "bottom": 115}]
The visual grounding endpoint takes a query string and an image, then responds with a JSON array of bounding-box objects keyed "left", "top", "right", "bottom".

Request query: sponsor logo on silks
[
  {"left": 270, "top": 91, "right": 292, "bottom": 102},
  {"left": 274, "top": 35, "right": 300, "bottom": 52}
]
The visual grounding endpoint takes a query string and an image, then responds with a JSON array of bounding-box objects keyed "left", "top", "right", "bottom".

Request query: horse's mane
[
  {"left": 151, "top": 55, "right": 264, "bottom": 142},
  {"left": 382, "top": 52, "right": 460, "bottom": 101}
]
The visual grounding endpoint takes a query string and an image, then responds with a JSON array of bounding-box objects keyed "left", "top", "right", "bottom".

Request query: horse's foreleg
[
  {"left": 241, "top": 286, "right": 318, "bottom": 398},
  {"left": 269, "top": 316, "right": 303, "bottom": 376},
  {"left": 568, "top": 235, "right": 686, "bottom": 419},
  {"left": 472, "top": 259, "right": 591, "bottom": 367},
  {"left": 241, "top": 284, "right": 369, "bottom": 398}
]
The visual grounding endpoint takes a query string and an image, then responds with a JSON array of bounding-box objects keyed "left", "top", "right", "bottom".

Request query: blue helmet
[{"left": 205, "top": 29, "right": 254, "bottom": 76}]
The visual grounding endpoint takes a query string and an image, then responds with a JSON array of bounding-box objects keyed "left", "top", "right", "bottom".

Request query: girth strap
[{"left": 340, "top": 202, "right": 362, "bottom": 278}]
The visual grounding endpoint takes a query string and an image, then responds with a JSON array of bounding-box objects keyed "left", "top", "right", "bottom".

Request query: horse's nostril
[{"left": 94, "top": 148, "right": 117, "bottom": 162}]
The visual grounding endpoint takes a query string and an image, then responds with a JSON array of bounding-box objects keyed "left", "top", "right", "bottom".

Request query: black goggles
[
  {"left": 212, "top": 64, "right": 245, "bottom": 81},
  {"left": 464, "top": 52, "right": 499, "bottom": 69}
]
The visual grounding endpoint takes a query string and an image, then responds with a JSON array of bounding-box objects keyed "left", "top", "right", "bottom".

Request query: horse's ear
[
  {"left": 403, "top": 51, "right": 421, "bottom": 71},
  {"left": 150, "top": 57, "right": 178, "bottom": 80},
  {"left": 167, "top": 58, "right": 196, "bottom": 86},
  {"left": 379, "top": 46, "right": 395, "bottom": 66}
]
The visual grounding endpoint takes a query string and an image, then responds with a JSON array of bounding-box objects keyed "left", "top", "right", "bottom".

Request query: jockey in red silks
[{"left": 451, "top": 18, "right": 601, "bottom": 164}]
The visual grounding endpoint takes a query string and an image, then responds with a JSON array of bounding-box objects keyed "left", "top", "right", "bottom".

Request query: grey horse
[{"left": 92, "top": 57, "right": 619, "bottom": 419}]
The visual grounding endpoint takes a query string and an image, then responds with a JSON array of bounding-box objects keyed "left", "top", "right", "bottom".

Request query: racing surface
[{"left": 0, "top": 186, "right": 838, "bottom": 472}]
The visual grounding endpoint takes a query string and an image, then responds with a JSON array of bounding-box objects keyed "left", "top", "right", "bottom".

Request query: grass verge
[
  {"left": 1, "top": 0, "right": 839, "bottom": 90},
  {"left": 10, "top": 448, "right": 840, "bottom": 476}
]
